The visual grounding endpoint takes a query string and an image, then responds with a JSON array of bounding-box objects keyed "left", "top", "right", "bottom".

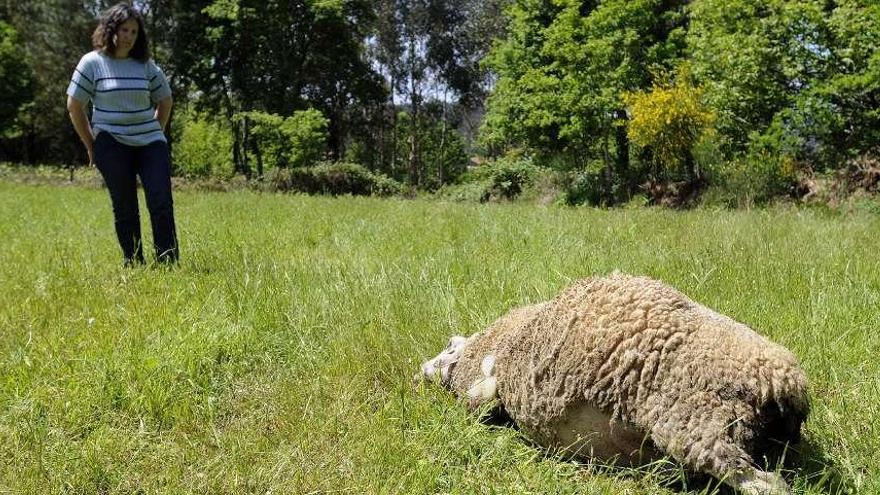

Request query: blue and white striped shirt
[{"left": 66, "top": 50, "right": 172, "bottom": 146}]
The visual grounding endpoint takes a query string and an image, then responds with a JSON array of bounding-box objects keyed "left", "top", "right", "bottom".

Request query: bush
[
  {"left": 173, "top": 113, "right": 234, "bottom": 179},
  {"left": 437, "top": 180, "right": 493, "bottom": 202},
  {"left": 701, "top": 152, "right": 798, "bottom": 208},
  {"left": 440, "top": 154, "right": 545, "bottom": 202},
  {"left": 624, "top": 65, "right": 716, "bottom": 176},
  {"left": 239, "top": 109, "right": 328, "bottom": 172},
  {"left": 748, "top": 94, "right": 846, "bottom": 173},
  {"left": 563, "top": 165, "right": 606, "bottom": 206},
  {"left": 269, "top": 161, "right": 403, "bottom": 196},
  {"left": 488, "top": 159, "right": 534, "bottom": 199}
]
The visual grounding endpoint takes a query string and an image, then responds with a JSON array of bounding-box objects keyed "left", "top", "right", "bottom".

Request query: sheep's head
[{"left": 418, "top": 335, "right": 471, "bottom": 386}]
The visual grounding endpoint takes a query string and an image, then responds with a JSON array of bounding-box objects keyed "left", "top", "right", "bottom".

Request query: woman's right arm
[{"left": 67, "top": 95, "right": 94, "bottom": 165}]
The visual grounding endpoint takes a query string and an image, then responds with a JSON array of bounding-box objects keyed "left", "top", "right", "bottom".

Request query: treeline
[
  {"left": 1, "top": 0, "right": 878, "bottom": 206},
  {"left": 483, "top": 0, "right": 880, "bottom": 206}
]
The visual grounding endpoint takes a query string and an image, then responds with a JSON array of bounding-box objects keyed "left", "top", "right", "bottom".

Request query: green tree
[
  {"left": 686, "top": 0, "right": 832, "bottom": 155},
  {"left": 172, "top": 110, "right": 235, "bottom": 178},
  {"left": 392, "top": 107, "right": 468, "bottom": 190},
  {"left": 168, "top": 0, "right": 383, "bottom": 174},
  {"left": 482, "top": 0, "right": 687, "bottom": 201},
  {"left": 367, "top": 0, "right": 503, "bottom": 186},
  {"left": 811, "top": 0, "right": 880, "bottom": 164},
  {"left": 0, "top": 21, "right": 34, "bottom": 141},
  {"left": 238, "top": 108, "right": 329, "bottom": 176},
  {"left": 3, "top": 0, "right": 95, "bottom": 164},
  {"left": 688, "top": 0, "right": 879, "bottom": 171},
  {"left": 624, "top": 66, "right": 716, "bottom": 179}
]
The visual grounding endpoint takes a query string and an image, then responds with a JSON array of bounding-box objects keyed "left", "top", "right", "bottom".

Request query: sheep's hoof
[{"left": 736, "top": 470, "right": 791, "bottom": 495}]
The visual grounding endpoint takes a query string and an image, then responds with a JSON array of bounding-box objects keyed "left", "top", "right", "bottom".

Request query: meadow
[{"left": 0, "top": 180, "right": 877, "bottom": 494}]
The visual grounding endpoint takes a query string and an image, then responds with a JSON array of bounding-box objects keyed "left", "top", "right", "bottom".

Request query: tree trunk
[
  {"left": 238, "top": 117, "right": 251, "bottom": 180},
  {"left": 614, "top": 109, "right": 630, "bottom": 199},
  {"left": 438, "top": 97, "right": 448, "bottom": 186},
  {"left": 408, "top": 123, "right": 420, "bottom": 187},
  {"left": 252, "top": 132, "right": 263, "bottom": 179},
  {"left": 389, "top": 79, "right": 397, "bottom": 179},
  {"left": 408, "top": 85, "right": 422, "bottom": 187},
  {"left": 601, "top": 132, "right": 613, "bottom": 204}
]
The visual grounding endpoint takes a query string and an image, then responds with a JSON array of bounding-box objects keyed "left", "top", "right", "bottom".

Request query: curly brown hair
[{"left": 91, "top": 3, "right": 150, "bottom": 62}]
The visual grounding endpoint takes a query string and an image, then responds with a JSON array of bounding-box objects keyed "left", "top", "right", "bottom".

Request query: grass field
[{"left": 1, "top": 181, "right": 877, "bottom": 494}]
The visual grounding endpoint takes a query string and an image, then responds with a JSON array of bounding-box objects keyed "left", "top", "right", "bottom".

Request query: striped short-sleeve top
[{"left": 66, "top": 50, "right": 172, "bottom": 146}]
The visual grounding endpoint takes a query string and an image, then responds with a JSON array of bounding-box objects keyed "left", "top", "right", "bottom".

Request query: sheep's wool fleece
[{"left": 449, "top": 274, "right": 809, "bottom": 473}]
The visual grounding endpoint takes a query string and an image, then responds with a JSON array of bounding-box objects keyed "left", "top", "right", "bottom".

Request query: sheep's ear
[
  {"left": 480, "top": 354, "right": 496, "bottom": 377},
  {"left": 440, "top": 362, "right": 452, "bottom": 384},
  {"left": 447, "top": 335, "right": 467, "bottom": 349}
]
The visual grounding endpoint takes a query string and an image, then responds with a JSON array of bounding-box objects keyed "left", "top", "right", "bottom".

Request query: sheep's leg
[{"left": 648, "top": 419, "right": 791, "bottom": 495}]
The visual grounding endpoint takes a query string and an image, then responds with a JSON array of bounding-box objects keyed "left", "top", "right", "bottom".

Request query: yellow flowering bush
[{"left": 624, "top": 70, "right": 716, "bottom": 173}]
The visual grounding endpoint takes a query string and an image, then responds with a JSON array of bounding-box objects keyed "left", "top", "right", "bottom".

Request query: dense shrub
[
  {"left": 269, "top": 161, "right": 403, "bottom": 196},
  {"left": 701, "top": 152, "right": 798, "bottom": 208},
  {"left": 444, "top": 154, "right": 547, "bottom": 202},
  {"left": 172, "top": 113, "right": 234, "bottom": 179},
  {"left": 437, "top": 180, "right": 493, "bottom": 202},
  {"left": 748, "top": 93, "right": 848, "bottom": 173},
  {"left": 563, "top": 167, "right": 607, "bottom": 206},
  {"left": 624, "top": 67, "right": 716, "bottom": 177},
  {"left": 486, "top": 159, "right": 536, "bottom": 199},
  {"left": 488, "top": 155, "right": 544, "bottom": 200},
  {"left": 239, "top": 109, "right": 328, "bottom": 172}
]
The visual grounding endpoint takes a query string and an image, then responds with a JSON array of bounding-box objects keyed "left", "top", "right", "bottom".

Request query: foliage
[
  {"left": 0, "top": 21, "right": 33, "bottom": 137},
  {"left": 269, "top": 161, "right": 403, "bottom": 196},
  {"left": 368, "top": 0, "right": 504, "bottom": 186},
  {"left": 686, "top": 0, "right": 830, "bottom": 155},
  {"left": 701, "top": 152, "right": 797, "bottom": 208},
  {"left": 624, "top": 67, "right": 716, "bottom": 175},
  {"left": 563, "top": 164, "right": 611, "bottom": 206},
  {"left": 443, "top": 153, "right": 545, "bottom": 202},
  {"left": 1, "top": 1, "right": 95, "bottom": 163},
  {"left": 1, "top": 0, "right": 879, "bottom": 202},
  {"left": 171, "top": 110, "right": 235, "bottom": 179},
  {"left": 172, "top": 0, "right": 383, "bottom": 159},
  {"left": 687, "top": 0, "right": 878, "bottom": 175},
  {"left": 480, "top": 0, "right": 689, "bottom": 204},
  {"left": 482, "top": 154, "right": 542, "bottom": 200},
  {"left": 685, "top": 0, "right": 880, "bottom": 172},
  {"left": 481, "top": 0, "right": 688, "bottom": 153},
  {"left": 238, "top": 109, "right": 329, "bottom": 172},
  {"left": 436, "top": 179, "right": 493, "bottom": 202},
  {"left": 746, "top": 94, "right": 842, "bottom": 173},
  {"left": 808, "top": 0, "right": 880, "bottom": 164},
  {"left": 480, "top": 0, "right": 880, "bottom": 203},
  {"left": 389, "top": 110, "right": 469, "bottom": 189}
]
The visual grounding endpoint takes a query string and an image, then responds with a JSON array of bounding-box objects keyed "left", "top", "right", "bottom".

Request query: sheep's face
[{"left": 420, "top": 335, "right": 470, "bottom": 386}]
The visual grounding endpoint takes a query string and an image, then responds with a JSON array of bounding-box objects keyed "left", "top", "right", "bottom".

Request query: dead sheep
[{"left": 419, "top": 273, "right": 809, "bottom": 495}]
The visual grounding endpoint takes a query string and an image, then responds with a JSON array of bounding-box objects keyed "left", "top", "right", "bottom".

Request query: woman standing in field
[{"left": 66, "top": 2, "right": 178, "bottom": 265}]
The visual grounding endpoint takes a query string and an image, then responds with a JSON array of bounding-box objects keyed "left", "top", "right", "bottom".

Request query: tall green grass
[{"left": 1, "top": 181, "right": 877, "bottom": 494}]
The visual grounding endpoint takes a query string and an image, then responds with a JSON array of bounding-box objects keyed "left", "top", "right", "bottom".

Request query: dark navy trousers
[{"left": 94, "top": 132, "right": 179, "bottom": 264}]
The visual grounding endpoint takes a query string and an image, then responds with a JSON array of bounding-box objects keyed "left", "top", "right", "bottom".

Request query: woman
[{"left": 67, "top": 2, "right": 178, "bottom": 265}]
